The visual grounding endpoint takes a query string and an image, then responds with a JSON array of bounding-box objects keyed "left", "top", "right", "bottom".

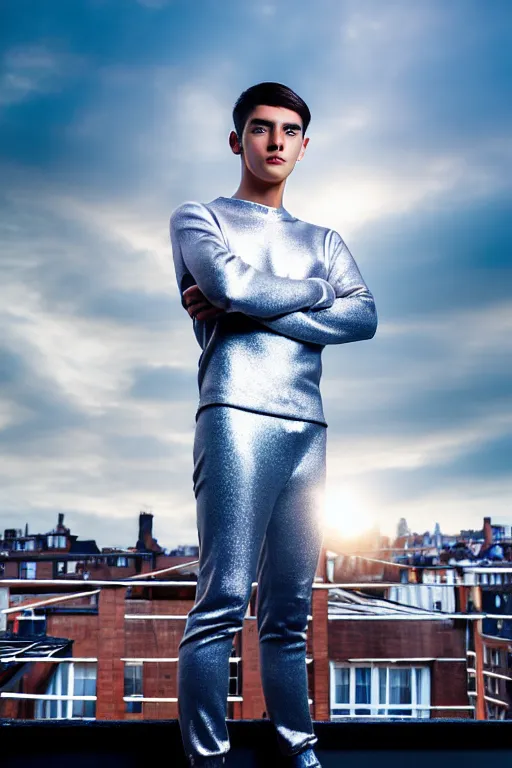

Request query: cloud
[
  {"left": 0, "top": 44, "right": 85, "bottom": 107},
  {"left": 129, "top": 365, "right": 197, "bottom": 401},
  {"left": 292, "top": 139, "right": 512, "bottom": 237},
  {"left": 0, "top": 0, "right": 510, "bottom": 548}
]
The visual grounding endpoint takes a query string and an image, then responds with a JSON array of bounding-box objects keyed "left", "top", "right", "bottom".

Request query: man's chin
[{"left": 258, "top": 167, "right": 290, "bottom": 182}]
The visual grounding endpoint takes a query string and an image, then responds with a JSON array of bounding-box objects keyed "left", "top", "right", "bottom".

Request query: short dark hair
[{"left": 232, "top": 82, "right": 311, "bottom": 145}]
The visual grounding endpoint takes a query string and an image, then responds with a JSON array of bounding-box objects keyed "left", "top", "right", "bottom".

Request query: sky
[{"left": 0, "top": 0, "right": 511, "bottom": 551}]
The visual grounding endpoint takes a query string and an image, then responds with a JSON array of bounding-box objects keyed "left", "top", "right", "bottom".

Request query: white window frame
[
  {"left": 35, "top": 662, "right": 97, "bottom": 720},
  {"left": 57, "top": 560, "right": 81, "bottom": 575},
  {"left": 228, "top": 658, "right": 241, "bottom": 697},
  {"left": 47, "top": 535, "right": 66, "bottom": 549},
  {"left": 329, "top": 662, "right": 431, "bottom": 719},
  {"left": 124, "top": 661, "right": 143, "bottom": 712}
]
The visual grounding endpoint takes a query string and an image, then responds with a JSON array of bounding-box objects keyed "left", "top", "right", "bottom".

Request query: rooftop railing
[{"left": 1, "top": 559, "right": 511, "bottom": 720}]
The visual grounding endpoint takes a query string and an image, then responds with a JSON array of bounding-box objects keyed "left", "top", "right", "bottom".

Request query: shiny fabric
[
  {"left": 178, "top": 405, "right": 327, "bottom": 765},
  {"left": 170, "top": 196, "right": 377, "bottom": 427}
]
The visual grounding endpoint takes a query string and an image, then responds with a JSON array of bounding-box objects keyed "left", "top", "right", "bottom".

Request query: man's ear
[
  {"left": 229, "top": 130, "right": 243, "bottom": 155},
  {"left": 297, "top": 136, "right": 310, "bottom": 161}
]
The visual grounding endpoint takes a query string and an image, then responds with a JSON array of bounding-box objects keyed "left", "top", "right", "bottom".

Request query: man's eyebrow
[{"left": 248, "top": 118, "right": 302, "bottom": 131}]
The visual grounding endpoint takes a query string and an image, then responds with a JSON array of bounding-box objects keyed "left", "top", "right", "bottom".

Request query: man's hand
[{"left": 183, "top": 284, "right": 226, "bottom": 321}]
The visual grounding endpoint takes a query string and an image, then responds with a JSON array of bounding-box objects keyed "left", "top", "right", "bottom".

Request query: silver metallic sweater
[{"left": 170, "top": 196, "right": 377, "bottom": 427}]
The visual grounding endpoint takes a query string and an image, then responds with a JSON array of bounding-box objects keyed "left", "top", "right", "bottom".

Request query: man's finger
[
  {"left": 186, "top": 301, "right": 210, "bottom": 317},
  {"left": 190, "top": 306, "right": 222, "bottom": 317},
  {"left": 182, "top": 285, "right": 226, "bottom": 320},
  {"left": 194, "top": 307, "right": 225, "bottom": 321},
  {"left": 183, "top": 285, "right": 204, "bottom": 306},
  {"left": 185, "top": 296, "right": 206, "bottom": 309},
  {"left": 187, "top": 302, "right": 225, "bottom": 320}
]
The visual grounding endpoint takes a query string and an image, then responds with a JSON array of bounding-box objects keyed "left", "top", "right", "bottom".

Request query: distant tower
[
  {"left": 397, "top": 518, "right": 409, "bottom": 538},
  {"left": 434, "top": 522, "right": 442, "bottom": 548},
  {"left": 136, "top": 512, "right": 163, "bottom": 553},
  {"left": 483, "top": 517, "right": 493, "bottom": 548}
]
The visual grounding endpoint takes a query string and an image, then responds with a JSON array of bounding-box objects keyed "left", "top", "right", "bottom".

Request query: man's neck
[{"left": 231, "top": 183, "right": 286, "bottom": 210}]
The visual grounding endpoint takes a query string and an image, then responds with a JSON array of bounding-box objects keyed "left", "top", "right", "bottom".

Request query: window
[
  {"left": 330, "top": 664, "right": 431, "bottom": 719},
  {"left": 47, "top": 535, "right": 66, "bottom": 549},
  {"left": 55, "top": 560, "right": 82, "bottom": 576},
  {"left": 228, "top": 659, "right": 241, "bottom": 698},
  {"left": 124, "top": 662, "right": 143, "bottom": 713},
  {"left": 35, "top": 662, "right": 96, "bottom": 720},
  {"left": 14, "top": 540, "right": 34, "bottom": 551},
  {"left": 486, "top": 702, "right": 506, "bottom": 720},
  {"left": 73, "top": 664, "right": 96, "bottom": 718},
  {"left": 486, "top": 675, "right": 500, "bottom": 696},
  {"left": 116, "top": 557, "right": 128, "bottom": 568},
  {"left": 20, "top": 561, "right": 36, "bottom": 579},
  {"left": 17, "top": 609, "right": 46, "bottom": 636}
]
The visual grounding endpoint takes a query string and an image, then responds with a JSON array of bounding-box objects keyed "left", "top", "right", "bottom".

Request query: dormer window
[
  {"left": 47, "top": 535, "right": 67, "bottom": 549},
  {"left": 13, "top": 539, "right": 35, "bottom": 551}
]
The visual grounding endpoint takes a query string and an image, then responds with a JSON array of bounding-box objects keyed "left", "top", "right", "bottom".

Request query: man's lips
[{"left": 266, "top": 157, "right": 285, "bottom": 164}]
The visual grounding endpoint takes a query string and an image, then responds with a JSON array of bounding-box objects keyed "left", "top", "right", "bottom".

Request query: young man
[{"left": 170, "top": 82, "right": 377, "bottom": 767}]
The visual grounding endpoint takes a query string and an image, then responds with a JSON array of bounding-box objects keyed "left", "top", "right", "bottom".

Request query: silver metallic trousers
[{"left": 178, "top": 404, "right": 327, "bottom": 766}]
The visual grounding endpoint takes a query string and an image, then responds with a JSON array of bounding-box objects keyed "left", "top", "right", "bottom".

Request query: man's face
[{"left": 234, "top": 104, "right": 309, "bottom": 183}]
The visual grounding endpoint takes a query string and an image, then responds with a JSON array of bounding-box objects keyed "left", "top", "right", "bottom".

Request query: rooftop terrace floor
[{"left": 1, "top": 719, "right": 511, "bottom": 767}]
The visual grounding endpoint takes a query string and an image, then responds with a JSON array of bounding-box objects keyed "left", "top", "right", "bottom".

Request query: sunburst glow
[{"left": 321, "top": 486, "right": 375, "bottom": 538}]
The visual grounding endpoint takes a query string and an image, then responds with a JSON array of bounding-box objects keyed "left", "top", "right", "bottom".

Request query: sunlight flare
[{"left": 321, "top": 486, "right": 375, "bottom": 538}]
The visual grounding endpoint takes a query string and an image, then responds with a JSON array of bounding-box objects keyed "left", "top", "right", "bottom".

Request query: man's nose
[{"left": 267, "top": 129, "right": 285, "bottom": 151}]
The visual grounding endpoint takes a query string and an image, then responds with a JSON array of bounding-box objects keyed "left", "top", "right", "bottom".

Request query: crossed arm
[
  {"left": 253, "top": 290, "right": 377, "bottom": 346},
  {"left": 171, "top": 201, "right": 377, "bottom": 346},
  {"left": 170, "top": 201, "right": 336, "bottom": 319},
  {"left": 253, "top": 232, "right": 377, "bottom": 345}
]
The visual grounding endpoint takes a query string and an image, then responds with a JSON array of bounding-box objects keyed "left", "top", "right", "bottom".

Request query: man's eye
[{"left": 252, "top": 127, "right": 297, "bottom": 136}]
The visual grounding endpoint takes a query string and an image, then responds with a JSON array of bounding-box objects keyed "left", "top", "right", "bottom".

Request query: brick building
[
  {"left": 3, "top": 572, "right": 509, "bottom": 721},
  {"left": 1, "top": 514, "right": 512, "bottom": 721}
]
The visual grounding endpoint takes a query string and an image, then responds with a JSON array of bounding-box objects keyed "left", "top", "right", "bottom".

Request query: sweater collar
[{"left": 214, "top": 196, "right": 294, "bottom": 221}]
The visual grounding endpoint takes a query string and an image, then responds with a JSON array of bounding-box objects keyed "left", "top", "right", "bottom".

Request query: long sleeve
[
  {"left": 253, "top": 230, "right": 377, "bottom": 345},
  {"left": 170, "top": 201, "right": 335, "bottom": 319}
]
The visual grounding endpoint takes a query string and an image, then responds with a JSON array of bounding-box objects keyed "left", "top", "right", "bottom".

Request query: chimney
[
  {"left": 137, "top": 513, "right": 153, "bottom": 551},
  {"left": 483, "top": 517, "right": 493, "bottom": 549},
  {"left": 58, "top": 513, "right": 65, "bottom": 527},
  {"left": 136, "top": 512, "right": 163, "bottom": 553}
]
